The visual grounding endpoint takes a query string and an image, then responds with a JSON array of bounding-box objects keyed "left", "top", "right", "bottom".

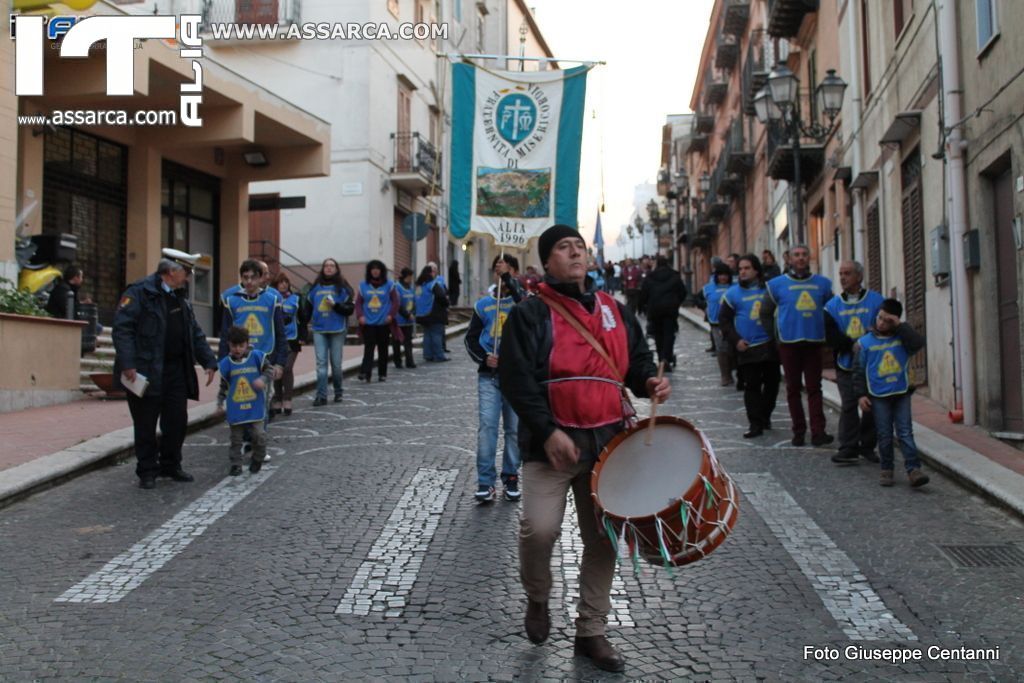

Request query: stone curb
[
  {"left": 0, "top": 322, "right": 471, "bottom": 510},
  {"left": 677, "top": 307, "right": 1024, "bottom": 519}
]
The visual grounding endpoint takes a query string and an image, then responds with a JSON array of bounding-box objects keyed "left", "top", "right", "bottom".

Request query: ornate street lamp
[{"left": 753, "top": 63, "right": 847, "bottom": 244}]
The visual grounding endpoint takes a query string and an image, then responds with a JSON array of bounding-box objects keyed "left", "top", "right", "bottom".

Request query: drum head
[{"left": 595, "top": 421, "right": 705, "bottom": 518}]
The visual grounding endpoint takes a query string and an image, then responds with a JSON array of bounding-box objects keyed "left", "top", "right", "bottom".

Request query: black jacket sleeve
[
  {"left": 464, "top": 310, "right": 488, "bottom": 366},
  {"left": 271, "top": 306, "right": 289, "bottom": 366},
  {"left": 218, "top": 308, "right": 232, "bottom": 360},
  {"left": 500, "top": 272, "right": 524, "bottom": 303},
  {"left": 896, "top": 322, "right": 926, "bottom": 355},
  {"left": 694, "top": 288, "right": 707, "bottom": 311},
  {"left": 825, "top": 312, "right": 855, "bottom": 354},
  {"left": 759, "top": 294, "right": 778, "bottom": 342},
  {"left": 498, "top": 301, "right": 558, "bottom": 445},
  {"left": 111, "top": 284, "right": 142, "bottom": 371},
  {"left": 852, "top": 347, "right": 868, "bottom": 398},
  {"left": 718, "top": 298, "right": 740, "bottom": 348},
  {"left": 190, "top": 305, "right": 217, "bottom": 370}
]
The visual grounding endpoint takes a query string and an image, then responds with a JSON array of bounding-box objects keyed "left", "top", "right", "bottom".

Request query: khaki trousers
[{"left": 520, "top": 459, "right": 616, "bottom": 637}]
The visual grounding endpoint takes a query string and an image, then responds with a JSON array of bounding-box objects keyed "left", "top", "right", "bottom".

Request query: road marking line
[
  {"left": 55, "top": 468, "right": 278, "bottom": 604},
  {"left": 336, "top": 467, "right": 458, "bottom": 617},
  {"left": 734, "top": 472, "right": 918, "bottom": 641},
  {"left": 554, "top": 491, "right": 634, "bottom": 627}
]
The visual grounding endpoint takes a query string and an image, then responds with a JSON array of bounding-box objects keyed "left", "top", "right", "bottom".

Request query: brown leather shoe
[
  {"left": 524, "top": 600, "right": 549, "bottom": 644},
  {"left": 574, "top": 635, "right": 625, "bottom": 673}
]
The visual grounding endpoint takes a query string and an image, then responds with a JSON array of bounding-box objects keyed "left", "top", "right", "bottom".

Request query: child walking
[
  {"left": 217, "top": 326, "right": 276, "bottom": 475},
  {"left": 853, "top": 299, "right": 930, "bottom": 488}
]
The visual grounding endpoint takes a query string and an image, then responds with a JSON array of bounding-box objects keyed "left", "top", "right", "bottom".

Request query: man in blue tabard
[
  {"left": 465, "top": 254, "right": 524, "bottom": 503},
  {"left": 392, "top": 267, "right": 417, "bottom": 369},
  {"left": 759, "top": 244, "right": 835, "bottom": 447},
  {"left": 825, "top": 260, "right": 885, "bottom": 465},
  {"left": 696, "top": 261, "right": 735, "bottom": 386},
  {"left": 219, "top": 259, "right": 287, "bottom": 372}
]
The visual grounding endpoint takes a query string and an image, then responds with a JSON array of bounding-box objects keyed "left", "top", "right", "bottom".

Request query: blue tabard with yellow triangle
[
  {"left": 723, "top": 283, "right": 771, "bottom": 346},
  {"left": 474, "top": 294, "right": 515, "bottom": 354},
  {"left": 766, "top": 273, "right": 833, "bottom": 343},
  {"left": 825, "top": 289, "right": 884, "bottom": 370},
  {"left": 858, "top": 331, "right": 912, "bottom": 397},
  {"left": 281, "top": 293, "right": 300, "bottom": 341},
  {"left": 395, "top": 282, "right": 415, "bottom": 325},
  {"left": 218, "top": 350, "right": 267, "bottom": 425},
  {"left": 309, "top": 284, "right": 348, "bottom": 333},
  {"left": 359, "top": 280, "right": 395, "bottom": 326},
  {"left": 225, "top": 289, "right": 278, "bottom": 355},
  {"left": 702, "top": 282, "right": 731, "bottom": 324},
  {"left": 415, "top": 278, "right": 440, "bottom": 317}
]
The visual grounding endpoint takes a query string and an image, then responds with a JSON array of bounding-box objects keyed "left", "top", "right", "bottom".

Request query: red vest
[{"left": 539, "top": 283, "right": 630, "bottom": 429}]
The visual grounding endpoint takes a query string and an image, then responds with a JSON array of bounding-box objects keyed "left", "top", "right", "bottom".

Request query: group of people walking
[{"left": 700, "top": 244, "right": 930, "bottom": 489}]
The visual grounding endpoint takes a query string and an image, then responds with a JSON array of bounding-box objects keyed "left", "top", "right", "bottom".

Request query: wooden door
[
  {"left": 397, "top": 84, "right": 412, "bottom": 171},
  {"left": 866, "top": 199, "right": 882, "bottom": 293},
  {"left": 994, "top": 169, "right": 1023, "bottom": 431}
]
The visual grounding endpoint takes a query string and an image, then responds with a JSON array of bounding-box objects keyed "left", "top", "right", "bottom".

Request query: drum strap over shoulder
[{"left": 538, "top": 293, "right": 637, "bottom": 424}]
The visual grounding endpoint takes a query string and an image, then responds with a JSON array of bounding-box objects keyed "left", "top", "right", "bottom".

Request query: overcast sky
[{"left": 528, "top": 0, "right": 715, "bottom": 259}]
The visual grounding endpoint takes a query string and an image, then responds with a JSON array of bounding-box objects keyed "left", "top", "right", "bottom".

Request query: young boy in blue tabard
[
  {"left": 217, "top": 326, "right": 276, "bottom": 476},
  {"left": 852, "top": 299, "right": 930, "bottom": 488}
]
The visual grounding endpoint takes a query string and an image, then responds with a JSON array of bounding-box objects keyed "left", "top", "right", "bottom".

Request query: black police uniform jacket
[{"left": 112, "top": 273, "right": 217, "bottom": 398}]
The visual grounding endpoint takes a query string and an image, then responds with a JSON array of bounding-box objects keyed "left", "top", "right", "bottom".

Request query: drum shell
[{"left": 591, "top": 415, "right": 739, "bottom": 567}]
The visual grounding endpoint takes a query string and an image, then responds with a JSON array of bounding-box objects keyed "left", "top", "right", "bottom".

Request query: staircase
[{"left": 80, "top": 335, "right": 220, "bottom": 395}]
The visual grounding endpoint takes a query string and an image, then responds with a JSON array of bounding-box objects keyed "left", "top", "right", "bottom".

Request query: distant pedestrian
[
  {"left": 638, "top": 255, "right": 687, "bottom": 370},
  {"left": 112, "top": 249, "right": 217, "bottom": 489},
  {"left": 522, "top": 265, "right": 541, "bottom": 295},
  {"left": 415, "top": 263, "right": 450, "bottom": 362},
  {"left": 853, "top": 299, "right": 929, "bottom": 488},
  {"left": 696, "top": 261, "right": 735, "bottom": 385},
  {"left": 825, "top": 261, "right": 884, "bottom": 465},
  {"left": 216, "top": 325, "right": 275, "bottom": 476},
  {"left": 307, "top": 258, "right": 354, "bottom": 406},
  {"left": 270, "top": 273, "right": 303, "bottom": 416},
  {"left": 762, "top": 250, "right": 782, "bottom": 280},
  {"left": 392, "top": 267, "right": 417, "bottom": 369},
  {"left": 760, "top": 244, "right": 834, "bottom": 447},
  {"left": 782, "top": 249, "right": 792, "bottom": 275},
  {"left": 719, "top": 255, "right": 779, "bottom": 437},
  {"left": 45, "top": 264, "right": 86, "bottom": 319},
  {"left": 448, "top": 260, "right": 462, "bottom": 307},
  {"left": 465, "top": 254, "right": 524, "bottom": 503},
  {"left": 586, "top": 259, "right": 605, "bottom": 291},
  {"left": 726, "top": 253, "right": 740, "bottom": 282},
  {"left": 356, "top": 259, "right": 399, "bottom": 383},
  {"left": 621, "top": 258, "right": 642, "bottom": 315}
]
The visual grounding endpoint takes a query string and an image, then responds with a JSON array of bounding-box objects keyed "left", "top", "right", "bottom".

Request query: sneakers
[
  {"left": 879, "top": 469, "right": 894, "bottom": 487},
  {"left": 831, "top": 450, "right": 860, "bottom": 465},
  {"left": 312, "top": 396, "right": 327, "bottom": 407},
  {"left": 475, "top": 485, "right": 496, "bottom": 503},
  {"left": 811, "top": 433, "right": 835, "bottom": 447},
  {"left": 908, "top": 468, "right": 930, "bottom": 488},
  {"left": 229, "top": 465, "right": 243, "bottom": 476},
  {"left": 249, "top": 459, "right": 263, "bottom": 474},
  {"left": 504, "top": 477, "right": 521, "bottom": 502},
  {"left": 791, "top": 434, "right": 806, "bottom": 447}
]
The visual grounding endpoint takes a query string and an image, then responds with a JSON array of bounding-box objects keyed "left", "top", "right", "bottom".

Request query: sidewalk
[
  {"left": 678, "top": 307, "right": 1024, "bottom": 518},
  {"left": 0, "top": 323, "right": 469, "bottom": 508}
]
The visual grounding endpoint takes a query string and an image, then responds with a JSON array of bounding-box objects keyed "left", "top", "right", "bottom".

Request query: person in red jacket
[{"left": 499, "top": 224, "right": 670, "bottom": 673}]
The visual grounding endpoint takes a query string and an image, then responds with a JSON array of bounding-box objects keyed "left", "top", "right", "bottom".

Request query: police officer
[{"left": 113, "top": 249, "right": 218, "bottom": 489}]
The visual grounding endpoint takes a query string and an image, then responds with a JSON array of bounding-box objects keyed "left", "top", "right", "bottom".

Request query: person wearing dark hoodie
[
  {"left": 638, "top": 255, "right": 687, "bottom": 371},
  {"left": 465, "top": 254, "right": 525, "bottom": 503},
  {"left": 355, "top": 259, "right": 399, "bottom": 382}
]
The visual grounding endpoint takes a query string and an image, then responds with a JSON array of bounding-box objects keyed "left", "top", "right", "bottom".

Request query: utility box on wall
[
  {"left": 964, "top": 229, "right": 981, "bottom": 270},
  {"left": 930, "top": 224, "right": 950, "bottom": 277}
]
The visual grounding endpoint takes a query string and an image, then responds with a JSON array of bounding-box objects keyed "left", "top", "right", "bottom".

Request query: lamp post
[{"left": 754, "top": 65, "right": 847, "bottom": 245}]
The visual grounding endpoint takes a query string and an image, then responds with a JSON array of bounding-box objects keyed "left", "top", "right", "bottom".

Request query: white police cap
[{"left": 161, "top": 248, "right": 201, "bottom": 269}]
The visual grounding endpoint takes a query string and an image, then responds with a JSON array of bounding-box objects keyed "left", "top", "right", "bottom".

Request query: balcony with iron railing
[
  {"left": 716, "top": 33, "right": 740, "bottom": 73},
  {"left": 198, "top": 0, "right": 302, "bottom": 37},
  {"left": 390, "top": 132, "right": 442, "bottom": 194},
  {"left": 722, "top": 0, "right": 751, "bottom": 36},
  {"left": 742, "top": 29, "right": 771, "bottom": 115},
  {"left": 703, "top": 67, "right": 729, "bottom": 107},
  {"left": 724, "top": 117, "right": 754, "bottom": 175},
  {"left": 765, "top": 119, "right": 825, "bottom": 184},
  {"left": 686, "top": 116, "right": 709, "bottom": 154},
  {"left": 703, "top": 163, "right": 731, "bottom": 221},
  {"left": 695, "top": 107, "right": 715, "bottom": 134},
  {"left": 766, "top": 0, "right": 818, "bottom": 38}
]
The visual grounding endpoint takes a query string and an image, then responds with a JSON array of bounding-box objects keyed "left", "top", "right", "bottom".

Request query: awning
[{"left": 879, "top": 111, "right": 922, "bottom": 145}]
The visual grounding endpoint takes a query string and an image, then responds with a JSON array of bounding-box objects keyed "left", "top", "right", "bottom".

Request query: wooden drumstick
[{"left": 645, "top": 361, "right": 666, "bottom": 446}]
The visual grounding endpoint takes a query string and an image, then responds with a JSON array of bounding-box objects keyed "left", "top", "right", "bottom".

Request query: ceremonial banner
[{"left": 449, "top": 63, "right": 588, "bottom": 247}]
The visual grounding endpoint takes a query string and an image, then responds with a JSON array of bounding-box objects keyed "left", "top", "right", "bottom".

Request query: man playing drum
[{"left": 498, "top": 224, "right": 670, "bottom": 673}]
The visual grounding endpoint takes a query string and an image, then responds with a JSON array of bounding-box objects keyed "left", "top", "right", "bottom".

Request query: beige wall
[
  {"left": 0, "top": 39, "right": 15, "bottom": 267},
  {"left": 0, "top": 315, "right": 84, "bottom": 391}
]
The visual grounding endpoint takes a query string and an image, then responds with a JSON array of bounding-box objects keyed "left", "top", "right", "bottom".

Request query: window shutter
[
  {"left": 901, "top": 156, "right": 928, "bottom": 386},
  {"left": 866, "top": 200, "right": 882, "bottom": 293}
]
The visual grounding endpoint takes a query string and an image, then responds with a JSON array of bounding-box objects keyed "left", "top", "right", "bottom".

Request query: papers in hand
[{"left": 121, "top": 372, "right": 149, "bottom": 398}]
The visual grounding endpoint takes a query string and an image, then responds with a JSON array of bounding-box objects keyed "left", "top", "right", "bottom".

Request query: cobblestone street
[{"left": 1, "top": 322, "right": 1022, "bottom": 681}]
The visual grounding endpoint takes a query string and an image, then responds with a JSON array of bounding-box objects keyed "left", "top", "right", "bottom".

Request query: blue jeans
[
  {"left": 477, "top": 374, "right": 520, "bottom": 487},
  {"left": 314, "top": 331, "right": 345, "bottom": 399},
  {"left": 423, "top": 323, "right": 446, "bottom": 361},
  {"left": 871, "top": 393, "right": 920, "bottom": 472}
]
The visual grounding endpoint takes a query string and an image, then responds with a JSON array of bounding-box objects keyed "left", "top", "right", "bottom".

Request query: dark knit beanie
[{"left": 538, "top": 224, "right": 584, "bottom": 266}]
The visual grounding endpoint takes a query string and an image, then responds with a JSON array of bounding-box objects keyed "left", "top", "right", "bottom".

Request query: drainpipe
[
  {"left": 938, "top": 0, "right": 976, "bottom": 425},
  {"left": 846, "top": 2, "right": 866, "bottom": 261}
]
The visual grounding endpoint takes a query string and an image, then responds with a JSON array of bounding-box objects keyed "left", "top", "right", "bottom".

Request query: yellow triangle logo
[
  {"left": 496, "top": 311, "right": 508, "bottom": 335},
  {"left": 368, "top": 294, "right": 382, "bottom": 311},
  {"left": 318, "top": 296, "right": 333, "bottom": 312},
  {"left": 232, "top": 376, "right": 258, "bottom": 402},
  {"left": 878, "top": 350, "right": 903, "bottom": 376},
  {"left": 243, "top": 313, "right": 265, "bottom": 337},
  {"left": 846, "top": 316, "right": 865, "bottom": 338},
  {"left": 750, "top": 300, "right": 762, "bottom": 321},
  {"left": 796, "top": 291, "right": 817, "bottom": 311}
]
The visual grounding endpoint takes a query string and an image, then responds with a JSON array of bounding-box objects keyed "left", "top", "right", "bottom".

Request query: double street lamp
[{"left": 753, "top": 65, "right": 847, "bottom": 244}]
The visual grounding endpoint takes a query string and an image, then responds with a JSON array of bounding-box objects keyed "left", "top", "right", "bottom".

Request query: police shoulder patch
[{"left": 119, "top": 296, "right": 133, "bottom": 308}]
